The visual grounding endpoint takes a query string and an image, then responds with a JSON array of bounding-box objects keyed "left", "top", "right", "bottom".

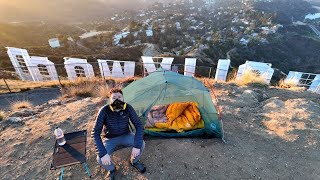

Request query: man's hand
[
  {"left": 101, "top": 154, "right": 111, "bottom": 165},
  {"left": 131, "top": 148, "right": 140, "bottom": 159}
]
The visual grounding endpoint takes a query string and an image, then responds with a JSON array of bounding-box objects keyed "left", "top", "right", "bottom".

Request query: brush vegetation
[
  {"left": 11, "top": 101, "right": 33, "bottom": 111},
  {"left": 0, "top": 111, "right": 5, "bottom": 121},
  {"left": 60, "top": 77, "right": 136, "bottom": 98}
]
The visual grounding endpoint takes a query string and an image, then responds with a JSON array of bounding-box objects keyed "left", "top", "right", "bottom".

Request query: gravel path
[{"left": 0, "top": 87, "right": 61, "bottom": 110}]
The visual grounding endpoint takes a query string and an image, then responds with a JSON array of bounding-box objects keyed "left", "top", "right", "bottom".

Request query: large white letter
[
  {"left": 97, "top": 59, "right": 135, "bottom": 78},
  {"left": 308, "top": 74, "right": 320, "bottom": 94},
  {"left": 64, "top": 57, "right": 94, "bottom": 80},
  {"left": 141, "top": 56, "right": 174, "bottom": 74},
  {"left": 215, "top": 59, "right": 230, "bottom": 81},
  {"left": 184, "top": 58, "right": 197, "bottom": 76}
]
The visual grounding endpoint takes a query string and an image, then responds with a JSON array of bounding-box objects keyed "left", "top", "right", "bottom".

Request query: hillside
[{"left": 0, "top": 82, "right": 319, "bottom": 179}]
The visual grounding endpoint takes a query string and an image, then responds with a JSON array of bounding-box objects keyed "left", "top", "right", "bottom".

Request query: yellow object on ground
[{"left": 154, "top": 102, "right": 204, "bottom": 132}]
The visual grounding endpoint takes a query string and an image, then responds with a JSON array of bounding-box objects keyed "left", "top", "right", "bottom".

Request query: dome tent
[{"left": 122, "top": 69, "right": 223, "bottom": 138}]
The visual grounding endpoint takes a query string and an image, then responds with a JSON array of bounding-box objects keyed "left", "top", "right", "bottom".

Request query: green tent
[{"left": 123, "top": 69, "right": 223, "bottom": 139}]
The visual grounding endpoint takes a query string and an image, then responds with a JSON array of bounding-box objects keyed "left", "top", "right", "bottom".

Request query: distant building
[
  {"left": 146, "top": 30, "right": 154, "bottom": 37},
  {"left": 240, "top": 37, "right": 250, "bottom": 45},
  {"left": 204, "top": 0, "right": 215, "bottom": 5},
  {"left": 48, "top": 38, "right": 60, "bottom": 48},
  {"left": 305, "top": 13, "right": 320, "bottom": 20},
  {"left": 113, "top": 32, "right": 130, "bottom": 45},
  {"left": 176, "top": 22, "right": 181, "bottom": 30}
]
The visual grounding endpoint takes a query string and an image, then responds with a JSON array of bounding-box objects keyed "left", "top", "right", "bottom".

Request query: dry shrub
[
  {"left": 0, "top": 111, "right": 5, "bottom": 121},
  {"left": 278, "top": 78, "right": 299, "bottom": 88},
  {"left": 235, "top": 69, "right": 268, "bottom": 87},
  {"left": 97, "top": 85, "right": 111, "bottom": 98},
  {"left": 68, "top": 83, "right": 96, "bottom": 97},
  {"left": 11, "top": 101, "right": 33, "bottom": 111},
  {"left": 60, "top": 77, "right": 113, "bottom": 98}
]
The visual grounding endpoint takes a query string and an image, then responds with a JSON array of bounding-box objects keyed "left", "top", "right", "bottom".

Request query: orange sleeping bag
[{"left": 154, "top": 102, "right": 204, "bottom": 132}]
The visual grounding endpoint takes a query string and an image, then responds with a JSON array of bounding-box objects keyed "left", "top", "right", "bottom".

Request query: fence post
[
  {"left": 3, "top": 79, "right": 12, "bottom": 93},
  {"left": 57, "top": 76, "right": 63, "bottom": 87}
]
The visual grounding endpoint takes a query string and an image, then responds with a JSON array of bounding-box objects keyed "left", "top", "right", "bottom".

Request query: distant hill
[
  {"left": 254, "top": 0, "right": 317, "bottom": 24},
  {"left": 0, "top": 0, "right": 159, "bottom": 23}
]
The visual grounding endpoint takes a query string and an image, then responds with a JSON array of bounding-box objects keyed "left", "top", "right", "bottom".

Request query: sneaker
[
  {"left": 106, "top": 169, "right": 116, "bottom": 180},
  {"left": 130, "top": 161, "right": 146, "bottom": 173}
]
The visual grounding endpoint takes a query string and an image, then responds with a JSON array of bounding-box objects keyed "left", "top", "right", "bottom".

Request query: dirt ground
[{"left": 0, "top": 82, "right": 319, "bottom": 180}]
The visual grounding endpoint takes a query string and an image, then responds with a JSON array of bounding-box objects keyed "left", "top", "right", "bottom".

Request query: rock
[
  {"left": 82, "top": 97, "right": 92, "bottom": 102},
  {"left": 242, "top": 90, "right": 259, "bottom": 99},
  {"left": 263, "top": 97, "right": 284, "bottom": 112},
  {"left": 48, "top": 99, "right": 61, "bottom": 106},
  {"left": 287, "top": 99, "right": 320, "bottom": 113},
  {"left": 253, "top": 89, "right": 269, "bottom": 102},
  {"left": 7, "top": 117, "right": 23, "bottom": 123},
  {"left": 237, "top": 90, "right": 259, "bottom": 107},
  {"left": 10, "top": 109, "right": 36, "bottom": 117}
]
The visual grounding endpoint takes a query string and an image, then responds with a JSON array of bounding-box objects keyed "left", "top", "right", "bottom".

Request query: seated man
[{"left": 92, "top": 88, "right": 146, "bottom": 179}]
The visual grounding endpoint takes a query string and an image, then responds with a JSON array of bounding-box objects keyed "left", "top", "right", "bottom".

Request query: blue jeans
[{"left": 97, "top": 133, "right": 145, "bottom": 171}]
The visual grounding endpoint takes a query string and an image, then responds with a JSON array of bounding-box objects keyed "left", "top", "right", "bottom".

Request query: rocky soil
[{"left": 0, "top": 83, "right": 319, "bottom": 180}]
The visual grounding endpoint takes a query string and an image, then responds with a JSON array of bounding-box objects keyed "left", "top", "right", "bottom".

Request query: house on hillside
[
  {"left": 240, "top": 37, "right": 250, "bottom": 45},
  {"left": 113, "top": 32, "right": 130, "bottom": 45},
  {"left": 176, "top": 22, "right": 182, "bottom": 30}
]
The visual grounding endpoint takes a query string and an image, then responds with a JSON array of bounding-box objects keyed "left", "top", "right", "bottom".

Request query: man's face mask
[{"left": 110, "top": 92, "right": 125, "bottom": 111}]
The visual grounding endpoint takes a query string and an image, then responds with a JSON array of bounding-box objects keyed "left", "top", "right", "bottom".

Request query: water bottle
[{"left": 54, "top": 127, "right": 66, "bottom": 146}]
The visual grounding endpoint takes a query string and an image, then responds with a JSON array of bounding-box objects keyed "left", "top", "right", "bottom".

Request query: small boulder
[
  {"left": 235, "top": 90, "right": 259, "bottom": 107},
  {"left": 263, "top": 97, "right": 285, "bottom": 112},
  {"left": 48, "top": 99, "right": 61, "bottom": 106},
  {"left": 241, "top": 90, "right": 259, "bottom": 103},
  {"left": 10, "top": 109, "right": 36, "bottom": 117},
  {"left": 7, "top": 117, "right": 23, "bottom": 123}
]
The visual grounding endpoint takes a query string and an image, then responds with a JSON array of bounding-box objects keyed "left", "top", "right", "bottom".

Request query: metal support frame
[
  {"left": 59, "top": 167, "right": 64, "bottom": 180},
  {"left": 84, "top": 162, "right": 91, "bottom": 177}
]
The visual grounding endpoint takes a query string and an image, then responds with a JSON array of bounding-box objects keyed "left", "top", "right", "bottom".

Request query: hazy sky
[{"left": 0, "top": 0, "right": 152, "bottom": 22}]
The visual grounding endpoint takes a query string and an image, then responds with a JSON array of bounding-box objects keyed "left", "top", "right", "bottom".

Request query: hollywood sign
[
  {"left": 5, "top": 47, "right": 320, "bottom": 94},
  {"left": 6, "top": 47, "right": 197, "bottom": 81}
]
